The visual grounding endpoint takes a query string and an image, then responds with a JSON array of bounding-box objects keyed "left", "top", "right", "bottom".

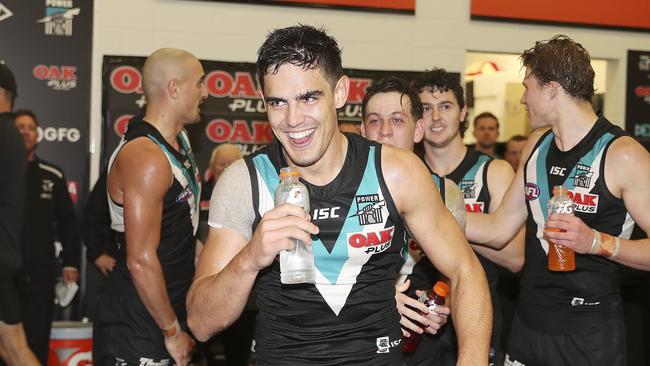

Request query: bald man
[{"left": 93, "top": 48, "right": 206, "bottom": 366}]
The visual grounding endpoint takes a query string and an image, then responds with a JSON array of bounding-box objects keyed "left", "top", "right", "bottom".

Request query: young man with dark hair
[
  {"left": 94, "top": 48, "right": 205, "bottom": 366},
  {"left": 414, "top": 68, "right": 525, "bottom": 366},
  {"left": 470, "top": 112, "right": 503, "bottom": 158},
  {"left": 13, "top": 109, "right": 81, "bottom": 365},
  {"left": 467, "top": 35, "right": 650, "bottom": 365},
  {"left": 188, "top": 25, "right": 491, "bottom": 365}
]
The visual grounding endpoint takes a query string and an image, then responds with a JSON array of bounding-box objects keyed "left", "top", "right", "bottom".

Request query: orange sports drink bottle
[
  {"left": 402, "top": 281, "right": 449, "bottom": 354},
  {"left": 546, "top": 185, "right": 575, "bottom": 271}
]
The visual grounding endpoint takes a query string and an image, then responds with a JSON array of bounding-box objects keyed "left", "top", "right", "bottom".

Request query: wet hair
[
  {"left": 361, "top": 76, "right": 423, "bottom": 121},
  {"left": 13, "top": 109, "right": 39, "bottom": 126},
  {"left": 256, "top": 25, "right": 343, "bottom": 91},
  {"left": 411, "top": 68, "right": 468, "bottom": 135},
  {"left": 473, "top": 111, "right": 499, "bottom": 129},
  {"left": 521, "top": 35, "right": 595, "bottom": 101}
]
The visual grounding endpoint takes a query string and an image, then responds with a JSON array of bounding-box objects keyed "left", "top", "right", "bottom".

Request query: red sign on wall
[{"left": 471, "top": 0, "right": 650, "bottom": 31}]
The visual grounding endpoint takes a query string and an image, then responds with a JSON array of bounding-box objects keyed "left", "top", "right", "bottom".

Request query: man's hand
[
  {"left": 164, "top": 331, "right": 196, "bottom": 366},
  {"left": 244, "top": 204, "right": 318, "bottom": 270},
  {"left": 62, "top": 268, "right": 79, "bottom": 284},
  {"left": 94, "top": 254, "right": 117, "bottom": 277},
  {"left": 544, "top": 213, "right": 595, "bottom": 254},
  {"left": 395, "top": 280, "right": 449, "bottom": 337}
]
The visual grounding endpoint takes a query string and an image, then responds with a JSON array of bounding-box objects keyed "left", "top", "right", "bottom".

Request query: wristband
[
  {"left": 162, "top": 318, "right": 181, "bottom": 338},
  {"left": 590, "top": 230, "right": 621, "bottom": 258}
]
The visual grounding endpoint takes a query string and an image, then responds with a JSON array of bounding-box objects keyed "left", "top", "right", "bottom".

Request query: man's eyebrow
[
  {"left": 266, "top": 96, "right": 287, "bottom": 104},
  {"left": 296, "top": 90, "right": 324, "bottom": 100}
]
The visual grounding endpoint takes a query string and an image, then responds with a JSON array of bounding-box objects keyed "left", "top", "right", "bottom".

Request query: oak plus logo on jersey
[
  {"left": 0, "top": 3, "right": 13, "bottom": 23},
  {"left": 37, "top": 0, "right": 79, "bottom": 36},
  {"left": 465, "top": 202, "right": 485, "bottom": 213},
  {"left": 460, "top": 180, "right": 476, "bottom": 199},
  {"left": 567, "top": 191, "right": 599, "bottom": 214},
  {"left": 33, "top": 64, "right": 77, "bottom": 91},
  {"left": 525, "top": 183, "right": 540, "bottom": 201},
  {"left": 350, "top": 194, "right": 385, "bottom": 225},
  {"left": 572, "top": 163, "right": 593, "bottom": 189},
  {"left": 348, "top": 227, "right": 394, "bottom": 255}
]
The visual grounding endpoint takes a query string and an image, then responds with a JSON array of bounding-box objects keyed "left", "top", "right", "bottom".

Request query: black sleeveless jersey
[
  {"left": 520, "top": 117, "right": 634, "bottom": 333},
  {"left": 246, "top": 133, "right": 407, "bottom": 365},
  {"left": 99, "top": 119, "right": 200, "bottom": 357}
]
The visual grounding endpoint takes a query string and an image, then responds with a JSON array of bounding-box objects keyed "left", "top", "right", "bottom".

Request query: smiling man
[
  {"left": 414, "top": 69, "right": 525, "bottom": 365},
  {"left": 188, "top": 25, "right": 491, "bottom": 365}
]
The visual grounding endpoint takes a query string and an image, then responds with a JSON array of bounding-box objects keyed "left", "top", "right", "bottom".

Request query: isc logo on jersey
[
  {"left": 348, "top": 227, "right": 394, "bottom": 255},
  {"left": 567, "top": 191, "right": 599, "bottom": 213}
]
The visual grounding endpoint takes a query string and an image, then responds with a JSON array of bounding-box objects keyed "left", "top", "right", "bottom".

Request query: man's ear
[
  {"left": 333, "top": 75, "right": 350, "bottom": 109},
  {"left": 167, "top": 79, "right": 180, "bottom": 99},
  {"left": 546, "top": 80, "right": 560, "bottom": 100},
  {"left": 460, "top": 104, "right": 468, "bottom": 124},
  {"left": 413, "top": 118, "right": 425, "bottom": 144}
]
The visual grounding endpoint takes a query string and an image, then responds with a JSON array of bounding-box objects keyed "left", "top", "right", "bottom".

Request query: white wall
[{"left": 90, "top": 0, "right": 650, "bottom": 182}]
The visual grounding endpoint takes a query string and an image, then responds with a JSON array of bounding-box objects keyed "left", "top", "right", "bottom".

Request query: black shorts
[
  {"left": 92, "top": 292, "right": 172, "bottom": 366},
  {"left": 505, "top": 311, "right": 626, "bottom": 366},
  {"left": 0, "top": 266, "right": 21, "bottom": 324}
]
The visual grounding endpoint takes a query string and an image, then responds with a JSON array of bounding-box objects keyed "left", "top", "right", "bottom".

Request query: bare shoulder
[
  {"left": 380, "top": 145, "right": 429, "bottom": 185},
  {"left": 380, "top": 145, "right": 436, "bottom": 211},
  {"left": 606, "top": 136, "right": 650, "bottom": 181},
  {"left": 115, "top": 137, "right": 172, "bottom": 191}
]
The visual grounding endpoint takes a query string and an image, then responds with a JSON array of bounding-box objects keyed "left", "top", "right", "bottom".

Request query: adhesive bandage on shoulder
[{"left": 590, "top": 229, "right": 621, "bottom": 258}]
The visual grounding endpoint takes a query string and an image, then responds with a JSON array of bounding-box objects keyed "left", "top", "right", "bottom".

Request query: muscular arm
[
  {"left": 383, "top": 147, "right": 491, "bottom": 364},
  {"left": 471, "top": 159, "right": 525, "bottom": 273},
  {"left": 110, "top": 139, "right": 177, "bottom": 330},
  {"left": 466, "top": 128, "right": 548, "bottom": 247},
  {"left": 546, "top": 137, "right": 650, "bottom": 269},
  {"left": 187, "top": 161, "right": 318, "bottom": 341}
]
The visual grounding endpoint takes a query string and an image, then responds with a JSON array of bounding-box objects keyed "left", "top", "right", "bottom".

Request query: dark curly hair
[
  {"left": 411, "top": 68, "right": 468, "bottom": 135},
  {"left": 256, "top": 24, "right": 343, "bottom": 92},
  {"left": 520, "top": 35, "right": 595, "bottom": 101}
]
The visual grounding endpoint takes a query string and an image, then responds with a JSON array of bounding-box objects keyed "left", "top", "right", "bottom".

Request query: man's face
[
  {"left": 505, "top": 139, "right": 527, "bottom": 170},
  {"left": 473, "top": 117, "right": 499, "bottom": 149},
  {"left": 15, "top": 114, "right": 38, "bottom": 153},
  {"left": 262, "top": 64, "right": 347, "bottom": 168},
  {"left": 210, "top": 148, "right": 241, "bottom": 181},
  {"left": 520, "top": 67, "right": 551, "bottom": 129},
  {"left": 420, "top": 89, "right": 466, "bottom": 149},
  {"left": 361, "top": 91, "right": 423, "bottom": 151},
  {"left": 178, "top": 58, "right": 208, "bottom": 124}
]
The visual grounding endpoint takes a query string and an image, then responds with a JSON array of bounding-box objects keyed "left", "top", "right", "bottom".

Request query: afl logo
[{"left": 525, "top": 183, "right": 540, "bottom": 201}]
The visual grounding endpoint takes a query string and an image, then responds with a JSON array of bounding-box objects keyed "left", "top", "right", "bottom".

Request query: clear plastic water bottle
[
  {"left": 402, "top": 281, "right": 449, "bottom": 354},
  {"left": 546, "top": 185, "right": 575, "bottom": 272},
  {"left": 274, "top": 167, "right": 315, "bottom": 284}
]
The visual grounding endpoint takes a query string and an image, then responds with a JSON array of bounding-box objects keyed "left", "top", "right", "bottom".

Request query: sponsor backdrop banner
[
  {"left": 102, "top": 55, "right": 422, "bottom": 182},
  {"left": 626, "top": 50, "right": 650, "bottom": 151},
  {"left": 0, "top": 0, "right": 93, "bottom": 206}
]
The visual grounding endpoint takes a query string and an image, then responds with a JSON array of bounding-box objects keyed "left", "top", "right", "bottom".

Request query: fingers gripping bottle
[
  {"left": 274, "top": 167, "right": 315, "bottom": 284},
  {"left": 402, "top": 281, "right": 449, "bottom": 354},
  {"left": 547, "top": 185, "right": 576, "bottom": 272}
]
